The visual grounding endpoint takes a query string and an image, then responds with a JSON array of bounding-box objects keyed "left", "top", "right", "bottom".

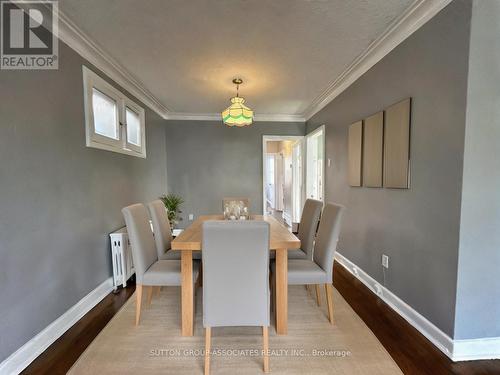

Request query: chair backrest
[
  {"left": 222, "top": 197, "right": 250, "bottom": 211},
  {"left": 202, "top": 221, "right": 270, "bottom": 328},
  {"left": 313, "top": 203, "right": 345, "bottom": 283},
  {"left": 122, "top": 204, "right": 158, "bottom": 283},
  {"left": 147, "top": 200, "right": 173, "bottom": 258},
  {"left": 298, "top": 199, "right": 323, "bottom": 259}
]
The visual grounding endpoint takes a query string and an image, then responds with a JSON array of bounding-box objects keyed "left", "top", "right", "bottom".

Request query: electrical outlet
[
  {"left": 328, "top": 158, "right": 332, "bottom": 167},
  {"left": 375, "top": 284, "right": 383, "bottom": 296},
  {"left": 188, "top": 214, "right": 194, "bottom": 221},
  {"left": 382, "top": 254, "right": 389, "bottom": 269}
]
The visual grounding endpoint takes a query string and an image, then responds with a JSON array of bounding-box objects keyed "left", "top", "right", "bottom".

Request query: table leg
[
  {"left": 275, "top": 248, "right": 288, "bottom": 335},
  {"left": 181, "top": 250, "right": 193, "bottom": 336}
]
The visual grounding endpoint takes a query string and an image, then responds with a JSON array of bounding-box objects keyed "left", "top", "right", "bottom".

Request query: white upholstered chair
[
  {"left": 122, "top": 203, "right": 200, "bottom": 325},
  {"left": 222, "top": 197, "right": 250, "bottom": 210},
  {"left": 272, "top": 203, "right": 345, "bottom": 324},
  {"left": 148, "top": 200, "right": 202, "bottom": 260},
  {"left": 287, "top": 198, "right": 323, "bottom": 260},
  {"left": 202, "top": 221, "right": 270, "bottom": 374}
]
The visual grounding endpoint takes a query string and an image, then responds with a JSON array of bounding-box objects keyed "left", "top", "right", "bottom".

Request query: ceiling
[{"left": 59, "top": 0, "right": 416, "bottom": 120}]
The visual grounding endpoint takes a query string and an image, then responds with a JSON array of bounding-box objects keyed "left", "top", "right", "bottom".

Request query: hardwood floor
[
  {"left": 21, "top": 284, "right": 135, "bottom": 375},
  {"left": 333, "top": 262, "right": 500, "bottom": 375},
  {"left": 22, "top": 263, "right": 500, "bottom": 374}
]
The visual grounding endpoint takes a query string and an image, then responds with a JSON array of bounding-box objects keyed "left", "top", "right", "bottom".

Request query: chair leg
[
  {"left": 154, "top": 286, "right": 161, "bottom": 296},
  {"left": 205, "top": 327, "right": 211, "bottom": 375},
  {"left": 197, "top": 270, "right": 203, "bottom": 289},
  {"left": 135, "top": 284, "right": 143, "bottom": 326},
  {"left": 271, "top": 273, "right": 276, "bottom": 326},
  {"left": 325, "top": 283, "right": 334, "bottom": 324},
  {"left": 199, "top": 264, "right": 203, "bottom": 287},
  {"left": 194, "top": 282, "right": 198, "bottom": 317},
  {"left": 270, "top": 273, "right": 275, "bottom": 313},
  {"left": 263, "top": 326, "right": 270, "bottom": 373},
  {"left": 315, "top": 284, "right": 321, "bottom": 306},
  {"left": 147, "top": 286, "right": 154, "bottom": 306}
]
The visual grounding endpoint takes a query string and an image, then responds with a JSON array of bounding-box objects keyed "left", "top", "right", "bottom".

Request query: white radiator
[{"left": 110, "top": 227, "right": 135, "bottom": 290}]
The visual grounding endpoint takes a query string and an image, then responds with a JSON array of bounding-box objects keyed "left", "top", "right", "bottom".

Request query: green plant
[{"left": 159, "top": 193, "right": 184, "bottom": 226}]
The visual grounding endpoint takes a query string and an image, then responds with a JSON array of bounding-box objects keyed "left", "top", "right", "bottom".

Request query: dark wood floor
[
  {"left": 23, "top": 263, "right": 500, "bottom": 374},
  {"left": 333, "top": 262, "right": 500, "bottom": 375},
  {"left": 22, "top": 284, "right": 135, "bottom": 374}
]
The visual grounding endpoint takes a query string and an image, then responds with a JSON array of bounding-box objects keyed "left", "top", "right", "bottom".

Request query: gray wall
[
  {"left": 0, "top": 42, "right": 167, "bottom": 361},
  {"left": 306, "top": 0, "right": 471, "bottom": 337},
  {"left": 454, "top": 0, "right": 500, "bottom": 340},
  {"left": 165, "top": 120, "right": 305, "bottom": 227}
]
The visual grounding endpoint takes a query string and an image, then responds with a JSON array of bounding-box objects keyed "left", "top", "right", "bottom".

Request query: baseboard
[
  {"left": 452, "top": 338, "right": 500, "bottom": 361},
  {"left": 334, "top": 252, "right": 500, "bottom": 362},
  {"left": 0, "top": 277, "right": 114, "bottom": 374}
]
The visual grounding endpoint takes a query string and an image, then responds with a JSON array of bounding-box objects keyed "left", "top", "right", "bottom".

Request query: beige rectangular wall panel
[
  {"left": 384, "top": 98, "right": 411, "bottom": 188},
  {"left": 348, "top": 121, "right": 363, "bottom": 187},
  {"left": 363, "top": 112, "right": 384, "bottom": 187}
]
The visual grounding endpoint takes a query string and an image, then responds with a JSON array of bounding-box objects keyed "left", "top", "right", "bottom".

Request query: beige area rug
[{"left": 69, "top": 285, "right": 402, "bottom": 375}]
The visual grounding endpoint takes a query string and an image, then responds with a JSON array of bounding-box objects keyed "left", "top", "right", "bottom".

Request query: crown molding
[
  {"left": 31, "top": 1, "right": 450, "bottom": 123},
  {"left": 166, "top": 112, "right": 306, "bottom": 123},
  {"left": 51, "top": 6, "right": 171, "bottom": 119},
  {"left": 54, "top": 9, "right": 303, "bottom": 124},
  {"left": 302, "top": 0, "right": 453, "bottom": 121}
]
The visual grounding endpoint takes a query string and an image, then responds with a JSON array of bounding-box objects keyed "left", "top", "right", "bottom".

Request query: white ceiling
[{"left": 59, "top": 0, "right": 416, "bottom": 120}]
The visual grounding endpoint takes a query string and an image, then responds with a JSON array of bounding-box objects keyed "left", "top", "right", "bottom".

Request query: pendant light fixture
[{"left": 221, "top": 78, "right": 253, "bottom": 127}]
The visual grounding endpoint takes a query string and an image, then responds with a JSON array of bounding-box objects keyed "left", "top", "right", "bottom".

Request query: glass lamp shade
[{"left": 221, "top": 96, "right": 253, "bottom": 127}]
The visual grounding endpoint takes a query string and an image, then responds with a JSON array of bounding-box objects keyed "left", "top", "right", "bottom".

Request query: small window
[
  {"left": 92, "top": 88, "right": 119, "bottom": 140},
  {"left": 126, "top": 108, "right": 140, "bottom": 145},
  {"left": 83, "top": 66, "right": 146, "bottom": 158}
]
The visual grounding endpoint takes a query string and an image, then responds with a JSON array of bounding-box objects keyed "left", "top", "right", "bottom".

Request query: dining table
[{"left": 171, "top": 214, "right": 301, "bottom": 336}]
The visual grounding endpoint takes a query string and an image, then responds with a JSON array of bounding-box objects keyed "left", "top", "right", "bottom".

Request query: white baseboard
[
  {"left": 0, "top": 278, "right": 114, "bottom": 375},
  {"left": 452, "top": 338, "right": 500, "bottom": 361},
  {"left": 334, "top": 252, "right": 500, "bottom": 362}
]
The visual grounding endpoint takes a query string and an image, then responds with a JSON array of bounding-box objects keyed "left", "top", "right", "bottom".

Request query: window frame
[
  {"left": 83, "top": 66, "right": 147, "bottom": 158},
  {"left": 123, "top": 98, "right": 145, "bottom": 154}
]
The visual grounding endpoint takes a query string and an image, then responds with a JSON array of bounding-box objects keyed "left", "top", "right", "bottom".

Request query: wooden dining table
[{"left": 171, "top": 214, "right": 301, "bottom": 336}]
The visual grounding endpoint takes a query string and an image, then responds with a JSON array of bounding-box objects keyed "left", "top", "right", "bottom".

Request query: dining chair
[
  {"left": 272, "top": 202, "right": 344, "bottom": 324},
  {"left": 122, "top": 203, "right": 200, "bottom": 325},
  {"left": 148, "top": 200, "right": 202, "bottom": 260},
  {"left": 202, "top": 221, "right": 270, "bottom": 374},
  {"left": 287, "top": 198, "right": 323, "bottom": 260},
  {"left": 147, "top": 200, "right": 178, "bottom": 260},
  {"left": 222, "top": 197, "right": 250, "bottom": 211}
]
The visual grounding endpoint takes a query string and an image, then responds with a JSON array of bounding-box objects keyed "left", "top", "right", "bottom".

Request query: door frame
[
  {"left": 305, "top": 125, "right": 326, "bottom": 202},
  {"left": 262, "top": 135, "right": 305, "bottom": 217}
]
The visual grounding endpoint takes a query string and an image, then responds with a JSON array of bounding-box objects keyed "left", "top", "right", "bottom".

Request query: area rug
[{"left": 69, "top": 285, "right": 402, "bottom": 374}]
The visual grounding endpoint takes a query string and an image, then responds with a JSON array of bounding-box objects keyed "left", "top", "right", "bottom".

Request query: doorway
[{"left": 262, "top": 135, "right": 304, "bottom": 229}]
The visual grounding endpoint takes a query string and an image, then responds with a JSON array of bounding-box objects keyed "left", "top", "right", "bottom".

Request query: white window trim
[
  {"left": 123, "top": 98, "right": 146, "bottom": 154},
  {"left": 82, "top": 66, "right": 147, "bottom": 158}
]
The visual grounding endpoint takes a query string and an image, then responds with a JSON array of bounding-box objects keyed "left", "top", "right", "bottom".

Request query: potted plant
[{"left": 159, "top": 193, "right": 184, "bottom": 229}]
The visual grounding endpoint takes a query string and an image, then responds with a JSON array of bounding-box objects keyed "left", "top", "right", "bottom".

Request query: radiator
[{"left": 110, "top": 227, "right": 135, "bottom": 290}]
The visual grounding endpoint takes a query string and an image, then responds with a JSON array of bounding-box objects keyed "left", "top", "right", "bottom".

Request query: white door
[
  {"left": 306, "top": 126, "right": 325, "bottom": 201},
  {"left": 292, "top": 140, "right": 304, "bottom": 223},
  {"left": 283, "top": 150, "right": 293, "bottom": 225},
  {"left": 275, "top": 153, "right": 284, "bottom": 211},
  {"left": 265, "top": 154, "right": 275, "bottom": 211}
]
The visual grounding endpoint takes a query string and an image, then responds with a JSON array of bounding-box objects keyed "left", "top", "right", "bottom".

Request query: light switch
[
  {"left": 188, "top": 214, "right": 194, "bottom": 221},
  {"left": 328, "top": 158, "right": 332, "bottom": 167}
]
